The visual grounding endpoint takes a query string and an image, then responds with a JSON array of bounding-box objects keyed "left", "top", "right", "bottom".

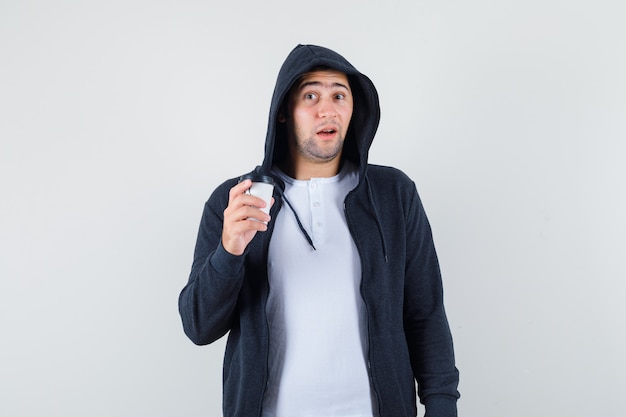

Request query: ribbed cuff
[
  {"left": 424, "top": 395, "right": 458, "bottom": 417},
  {"left": 209, "top": 241, "right": 245, "bottom": 276}
]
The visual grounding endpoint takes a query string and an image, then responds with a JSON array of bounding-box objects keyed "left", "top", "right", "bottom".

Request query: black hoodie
[{"left": 179, "top": 44, "right": 460, "bottom": 417}]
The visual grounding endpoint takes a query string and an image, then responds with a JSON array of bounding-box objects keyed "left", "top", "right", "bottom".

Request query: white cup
[{"left": 239, "top": 173, "right": 274, "bottom": 221}]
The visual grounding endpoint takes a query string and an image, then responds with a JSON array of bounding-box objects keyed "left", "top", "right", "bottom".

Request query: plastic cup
[{"left": 239, "top": 173, "right": 274, "bottom": 220}]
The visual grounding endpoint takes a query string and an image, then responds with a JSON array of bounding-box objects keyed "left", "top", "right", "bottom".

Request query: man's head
[
  {"left": 278, "top": 67, "right": 353, "bottom": 177},
  {"left": 263, "top": 45, "right": 380, "bottom": 177}
]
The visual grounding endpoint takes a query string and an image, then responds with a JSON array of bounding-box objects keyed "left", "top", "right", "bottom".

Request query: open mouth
[{"left": 317, "top": 127, "right": 337, "bottom": 138}]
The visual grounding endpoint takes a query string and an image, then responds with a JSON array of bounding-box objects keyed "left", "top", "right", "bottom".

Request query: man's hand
[{"left": 222, "top": 179, "right": 273, "bottom": 256}]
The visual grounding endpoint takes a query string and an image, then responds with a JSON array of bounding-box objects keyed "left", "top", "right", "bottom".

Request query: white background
[{"left": 1, "top": 1, "right": 624, "bottom": 416}]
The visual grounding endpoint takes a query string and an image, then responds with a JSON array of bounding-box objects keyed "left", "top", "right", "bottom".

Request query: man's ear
[{"left": 278, "top": 100, "right": 289, "bottom": 123}]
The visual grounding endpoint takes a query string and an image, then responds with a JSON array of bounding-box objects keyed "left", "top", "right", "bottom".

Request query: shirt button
[
  {"left": 310, "top": 182, "right": 318, "bottom": 189},
  {"left": 313, "top": 202, "right": 320, "bottom": 207}
]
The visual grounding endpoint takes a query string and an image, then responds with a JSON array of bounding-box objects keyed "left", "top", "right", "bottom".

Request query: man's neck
[{"left": 281, "top": 156, "right": 342, "bottom": 180}]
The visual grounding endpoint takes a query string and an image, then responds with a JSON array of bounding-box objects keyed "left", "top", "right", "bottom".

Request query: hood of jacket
[{"left": 261, "top": 44, "right": 380, "bottom": 179}]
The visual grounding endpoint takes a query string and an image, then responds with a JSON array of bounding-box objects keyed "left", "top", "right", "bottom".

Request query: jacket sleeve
[
  {"left": 403, "top": 185, "right": 460, "bottom": 417},
  {"left": 178, "top": 181, "right": 245, "bottom": 345}
]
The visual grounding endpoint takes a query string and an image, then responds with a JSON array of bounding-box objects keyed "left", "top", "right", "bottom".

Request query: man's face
[{"left": 282, "top": 69, "right": 353, "bottom": 165}]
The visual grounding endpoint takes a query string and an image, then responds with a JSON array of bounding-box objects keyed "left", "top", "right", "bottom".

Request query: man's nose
[{"left": 317, "top": 98, "right": 337, "bottom": 118}]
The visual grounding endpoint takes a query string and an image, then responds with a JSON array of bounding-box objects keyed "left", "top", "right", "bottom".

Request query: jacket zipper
[
  {"left": 257, "top": 198, "right": 282, "bottom": 417},
  {"left": 344, "top": 195, "right": 384, "bottom": 417}
]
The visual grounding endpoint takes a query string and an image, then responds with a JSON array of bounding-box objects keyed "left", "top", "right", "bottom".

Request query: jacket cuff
[
  {"left": 424, "top": 395, "right": 458, "bottom": 417},
  {"left": 209, "top": 241, "right": 245, "bottom": 276}
]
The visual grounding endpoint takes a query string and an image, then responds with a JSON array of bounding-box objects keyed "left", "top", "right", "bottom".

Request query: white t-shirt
[{"left": 262, "top": 163, "right": 374, "bottom": 417}]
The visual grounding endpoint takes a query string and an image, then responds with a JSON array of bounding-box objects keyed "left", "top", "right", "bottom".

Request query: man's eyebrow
[{"left": 298, "top": 81, "right": 351, "bottom": 91}]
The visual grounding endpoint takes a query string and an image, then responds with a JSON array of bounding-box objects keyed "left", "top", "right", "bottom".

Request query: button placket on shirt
[{"left": 309, "top": 180, "right": 324, "bottom": 244}]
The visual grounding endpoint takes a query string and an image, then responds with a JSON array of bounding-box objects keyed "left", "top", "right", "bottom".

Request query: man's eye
[
  {"left": 305, "top": 93, "right": 317, "bottom": 100},
  {"left": 335, "top": 94, "right": 345, "bottom": 100}
]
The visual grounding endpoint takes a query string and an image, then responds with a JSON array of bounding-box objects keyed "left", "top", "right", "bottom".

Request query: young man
[{"left": 179, "top": 44, "right": 460, "bottom": 417}]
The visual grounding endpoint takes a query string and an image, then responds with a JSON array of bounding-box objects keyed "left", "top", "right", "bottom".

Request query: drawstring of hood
[
  {"left": 270, "top": 172, "right": 389, "bottom": 261},
  {"left": 274, "top": 185, "right": 317, "bottom": 251},
  {"left": 246, "top": 165, "right": 317, "bottom": 251},
  {"left": 365, "top": 176, "right": 389, "bottom": 262}
]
